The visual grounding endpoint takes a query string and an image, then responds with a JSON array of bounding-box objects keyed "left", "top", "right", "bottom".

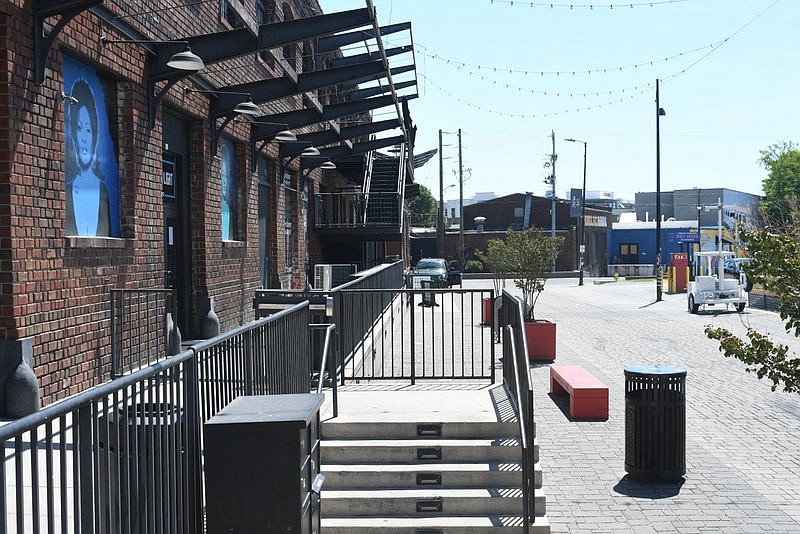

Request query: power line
[{"left": 484, "top": 0, "right": 689, "bottom": 7}]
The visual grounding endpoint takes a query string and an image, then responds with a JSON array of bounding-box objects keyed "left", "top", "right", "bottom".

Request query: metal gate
[{"left": 336, "top": 288, "right": 495, "bottom": 382}]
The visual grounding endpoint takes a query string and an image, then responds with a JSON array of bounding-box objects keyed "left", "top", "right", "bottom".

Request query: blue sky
[{"left": 319, "top": 0, "right": 796, "bottom": 202}]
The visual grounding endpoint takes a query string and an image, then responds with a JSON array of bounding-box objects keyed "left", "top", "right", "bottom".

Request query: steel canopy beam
[
  {"left": 331, "top": 45, "right": 413, "bottom": 69},
  {"left": 340, "top": 64, "right": 415, "bottom": 91},
  {"left": 211, "top": 60, "right": 388, "bottom": 116},
  {"left": 294, "top": 118, "right": 401, "bottom": 147},
  {"left": 308, "top": 135, "right": 405, "bottom": 162},
  {"left": 350, "top": 80, "right": 417, "bottom": 101},
  {"left": 152, "top": 8, "right": 373, "bottom": 80},
  {"left": 317, "top": 22, "right": 411, "bottom": 54},
  {"left": 34, "top": 0, "right": 103, "bottom": 83},
  {"left": 251, "top": 95, "right": 395, "bottom": 141}
]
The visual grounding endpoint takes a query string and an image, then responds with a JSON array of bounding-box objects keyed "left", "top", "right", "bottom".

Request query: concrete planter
[{"left": 524, "top": 320, "right": 556, "bottom": 361}]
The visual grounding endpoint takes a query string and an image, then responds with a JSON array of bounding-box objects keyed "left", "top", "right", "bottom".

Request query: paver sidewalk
[{"left": 517, "top": 277, "right": 800, "bottom": 533}]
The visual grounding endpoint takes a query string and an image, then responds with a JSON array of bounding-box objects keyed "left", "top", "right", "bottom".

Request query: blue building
[{"left": 610, "top": 187, "right": 761, "bottom": 274}]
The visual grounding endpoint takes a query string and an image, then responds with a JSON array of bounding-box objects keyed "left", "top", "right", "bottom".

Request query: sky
[{"left": 318, "top": 0, "right": 796, "bottom": 203}]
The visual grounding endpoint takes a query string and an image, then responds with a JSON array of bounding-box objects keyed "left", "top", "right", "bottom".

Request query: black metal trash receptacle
[
  {"left": 99, "top": 402, "right": 184, "bottom": 533},
  {"left": 624, "top": 365, "right": 686, "bottom": 482}
]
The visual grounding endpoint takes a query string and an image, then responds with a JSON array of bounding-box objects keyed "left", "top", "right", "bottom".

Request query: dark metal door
[{"left": 162, "top": 113, "right": 192, "bottom": 336}]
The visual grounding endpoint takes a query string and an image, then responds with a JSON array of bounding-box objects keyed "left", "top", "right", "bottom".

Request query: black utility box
[{"left": 204, "top": 393, "right": 324, "bottom": 533}]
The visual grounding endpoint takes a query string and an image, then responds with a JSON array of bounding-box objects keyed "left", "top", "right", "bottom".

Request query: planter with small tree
[{"left": 484, "top": 227, "right": 564, "bottom": 361}]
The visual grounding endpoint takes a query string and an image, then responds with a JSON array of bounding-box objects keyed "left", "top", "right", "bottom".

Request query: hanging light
[
  {"left": 165, "top": 46, "right": 205, "bottom": 71},
  {"left": 319, "top": 161, "right": 336, "bottom": 169},
  {"left": 233, "top": 98, "right": 261, "bottom": 116},
  {"left": 101, "top": 35, "right": 205, "bottom": 72},
  {"left": 301, "top": 146, "right": 320, "bottom": 157}
]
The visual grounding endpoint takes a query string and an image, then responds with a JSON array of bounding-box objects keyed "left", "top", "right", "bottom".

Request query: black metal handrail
[
  {"left": 311, "top": 323, "right": 338, "bottom": 418},
  {"left": 500, "top": 289, "right": 536, "bottom": 533},
  {"left": 0, "top": 302, "right": 312, "bottom": 534},
  {"left": 331, "top": 261, "right": 404, "bottom": 375},
  {"left": 110, "top": 287, "right": 175, "bottom": 376}
]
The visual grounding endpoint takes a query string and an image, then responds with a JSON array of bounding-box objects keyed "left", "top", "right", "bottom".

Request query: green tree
[
  {"left": 705, "top": 201, "right": 800, "bottom": 393},
  {"left": 408, "top": 184, "right": 438, "bottom": 227},
  {"left": 759, "top": 141, "right": 800, "bottom": 219},
  {"left": 478, "top": 228, "right": 564, "bottom": 322}
]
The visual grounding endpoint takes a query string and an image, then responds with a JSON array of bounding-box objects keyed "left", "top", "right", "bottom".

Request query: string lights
[
  {"left": 485, "top": 0, "right": 689, "bottom": 8},
  {"left": 414, "top": 40, "right": 725, "bottom": 78}
]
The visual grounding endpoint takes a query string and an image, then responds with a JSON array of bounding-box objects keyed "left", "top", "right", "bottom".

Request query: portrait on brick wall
[
  {"left": 62, "top": 56, "right": 121, "bottom": 237},
  {"left": 219, "top": 138, "right": 237, "bottom": 240}
]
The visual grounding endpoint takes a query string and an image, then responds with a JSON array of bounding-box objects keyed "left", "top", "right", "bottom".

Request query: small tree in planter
[
  {"left": 476, "top": 239, "right": 512, "bottom": 326},
  {"left": 492, "top": 228, "right": 564, "bottom": 360}
]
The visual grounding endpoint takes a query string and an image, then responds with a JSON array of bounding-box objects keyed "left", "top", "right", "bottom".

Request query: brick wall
[{"left": 0, "top": 0, "right": 331, "bottom": 406}]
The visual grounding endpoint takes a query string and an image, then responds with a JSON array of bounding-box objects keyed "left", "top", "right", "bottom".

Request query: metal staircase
[{"left": 364, "top": 155, "right": 403, "bottom": 228}]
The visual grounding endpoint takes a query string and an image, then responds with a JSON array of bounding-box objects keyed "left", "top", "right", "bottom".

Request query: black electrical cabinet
[{"left": 204, "top": 393, "right": 324, "bottom": 534}]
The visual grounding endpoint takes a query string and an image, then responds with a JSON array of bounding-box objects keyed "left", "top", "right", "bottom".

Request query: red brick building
[
  {"left": 0, "top": 0, "right": 417, "bottom": 415},
  {"left": 444, "top": 193, "right": 611, "bottom": 274}
]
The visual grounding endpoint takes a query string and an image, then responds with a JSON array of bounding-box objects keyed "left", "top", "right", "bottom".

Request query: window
[
  {"left": 62, "top": 55, "right": 121, "bottom": 238},
  {"left": 219, "top": 138, "right": 238, "bottom": 240},
  {"left": 256, "top": 0, "right": 273, "bottom": 65},
  {"left": 281, "top": 4, "right": 296, "bottom": 70},
  {"left": 221, "top": 0, "right": 244, "bottom": 28}
]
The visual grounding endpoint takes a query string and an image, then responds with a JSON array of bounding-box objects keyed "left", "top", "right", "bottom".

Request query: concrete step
[
  {"left": 321, "top": 488, "right": 546, "bottom": 517},
  {"left": 321, "top": 515, "right": 551, "bottom": 534},
  {"left": 322, "top": 421, "right": 522, "bottom": 441},
  {"left": 321, "top": 439, "right": 530, "bottom": 464},
  {"left": 323, "top": 461, "right": 543, "bottom": 489}
]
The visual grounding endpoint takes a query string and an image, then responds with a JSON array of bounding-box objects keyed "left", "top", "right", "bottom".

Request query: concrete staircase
[{"left": 320, "top": 420, "right": 549, "bottom": 533}]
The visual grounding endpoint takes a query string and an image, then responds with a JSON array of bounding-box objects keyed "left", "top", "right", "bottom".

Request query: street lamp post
[
  {"left": 564, "top": 138, "right": 587, "bottom": 286},
  {"left": 655, "top": 79, "right": 666, "bottom": 302}
]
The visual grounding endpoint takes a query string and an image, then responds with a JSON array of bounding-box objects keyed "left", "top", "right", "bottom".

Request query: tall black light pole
[
  {"left": 564, "top": 138, "right": 587, "bottom": 286},
  {"left": 655, "top": 79, "right": 666, "bottom": 302}
]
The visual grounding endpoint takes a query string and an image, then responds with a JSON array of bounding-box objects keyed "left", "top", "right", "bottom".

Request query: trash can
[
  {"left": 99, "top": 402, "right": 184, "bottom": 533},
  {"left": 624, "top": 365, "right": 686, "bottom": 482}
]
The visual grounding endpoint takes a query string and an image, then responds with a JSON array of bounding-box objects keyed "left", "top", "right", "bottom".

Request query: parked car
[
  {"left": 410, "top": 258, "right": 449, "bottom": 288},
  {"left": 724, "top": 257, "right": 750, "bottom": 276},
  {"left": 447, "top": 260, "right": 462, "bottom": 287}
]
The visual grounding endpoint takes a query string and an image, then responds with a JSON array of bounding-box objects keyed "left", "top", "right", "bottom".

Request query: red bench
[{"left": 550, "top": 365, "right": 609, "bottom": 419}]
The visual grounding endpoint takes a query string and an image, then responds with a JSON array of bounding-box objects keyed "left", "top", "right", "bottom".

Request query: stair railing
[
  {"left": 361, "top": 141, "right": 375, "bottom": 223},
  {"left": 501, "top": 289, "right": 536, "bottom": 533},
  {"left": 312, "top": 323, "right": 338, "bottom": 418}
]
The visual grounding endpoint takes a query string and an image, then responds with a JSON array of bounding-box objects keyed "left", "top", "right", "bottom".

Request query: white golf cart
[{"left": 687, "top": 251, "right": 748, "bottom": 313}]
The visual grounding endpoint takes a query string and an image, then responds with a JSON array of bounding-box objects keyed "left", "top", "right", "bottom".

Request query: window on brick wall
[
  {"left": 256, "top": 0, "right": 274, "bottom": 66},
  {"left": 284, "top": 170, "right": 295, "bottom": 270},
  {"left": 219, "top": 137, "right": 239, "bottom": 240},
  {"left": 221, "top": 0, "right": 244, "bottom": 29},
  {"left": 62, "top": 55, "right": 122, "bottom": 238},
  {"left": 281, "top": 3, "right": 297, "bottom": 71}
]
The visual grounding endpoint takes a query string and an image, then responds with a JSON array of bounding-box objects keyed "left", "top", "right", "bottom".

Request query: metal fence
[
  {"left": 110, "top": 288, "right": 175, "bottom": 377},
  {"left": 499, "top": 289, "right": 536, "bottom": 533},
  {"left": 0, "top": 302, "right": 313, "bottom": 534},
  {"left": 338, "top": 288, "right": 496, "bottom": 383},
  {"left": 330, "top": 261, "right": 404, "bottom": 373}
]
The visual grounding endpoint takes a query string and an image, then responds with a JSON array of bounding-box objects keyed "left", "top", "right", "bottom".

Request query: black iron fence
[
  {"left": 314, "top": 191, "right": 401, "bottom": 229},
  {"left": 338, "top": 288, "right": 496, "bottom": 383},
  {"left": 499, "top": 289, "right": 536, "bottom": 533},
  {"left": 110, "top": 288, "right": 175, "bottom": 377},
  {"left": 0, "top": 302, "right": 315, "bottom": 534}
]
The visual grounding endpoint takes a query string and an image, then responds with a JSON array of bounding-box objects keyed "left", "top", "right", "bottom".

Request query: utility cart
[{"left": 687, "top": 251, "right": 748, "bottom": 313}]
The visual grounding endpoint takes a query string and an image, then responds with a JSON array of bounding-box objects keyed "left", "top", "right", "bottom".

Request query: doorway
[{"left": 162, "top": 114, "right": 192, "bottom": 336}]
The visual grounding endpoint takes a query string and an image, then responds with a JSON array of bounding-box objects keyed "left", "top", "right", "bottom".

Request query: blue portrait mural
[
  {"left": 63, "top": 56, "right": 121, "bottom": 237},
  {"left": 219, "top": 138, "right": 237, "bottom": 240}
]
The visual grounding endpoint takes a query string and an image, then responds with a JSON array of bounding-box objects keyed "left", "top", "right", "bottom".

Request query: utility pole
[
  {"left": 550, "top": 130, "right": 557, "bottom": 272},
  {"left": 458, "top": 129, "right": 464, "bottom": 268},
  {"left": 437, "top": 129, "right": 444, "bottom": 257},
  {"left": 655, "top": 79, "right": 666, "bottom": 302}
]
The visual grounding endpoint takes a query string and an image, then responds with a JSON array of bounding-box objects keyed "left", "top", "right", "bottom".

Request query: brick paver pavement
[{"left": 467, "top": 277, "right": 800, "bottom": 533}]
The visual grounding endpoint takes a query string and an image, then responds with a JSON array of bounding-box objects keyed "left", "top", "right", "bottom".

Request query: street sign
[
  {"left": 570, "top": 188, "right": 582, "bottom": 218},
  {"left": 669, "top": 231, "right": 700, "bottom": 243}
]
